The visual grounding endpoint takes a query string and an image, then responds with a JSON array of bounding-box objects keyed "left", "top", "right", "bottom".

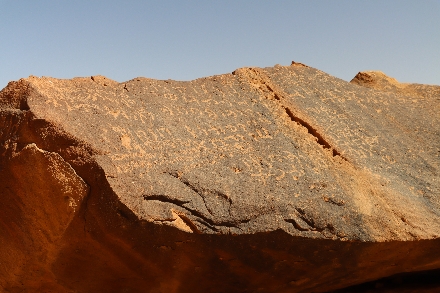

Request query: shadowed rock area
[{"left": 0, "top": 63, "right": 439, "bottom": 292}]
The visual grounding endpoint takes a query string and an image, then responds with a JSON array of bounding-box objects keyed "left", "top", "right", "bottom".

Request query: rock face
[{"left": 0, "top": 64, "right": 439, "bottom": 292}]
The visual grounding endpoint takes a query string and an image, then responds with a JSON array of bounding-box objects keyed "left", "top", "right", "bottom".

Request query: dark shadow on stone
[{"left": 329, "top": 268, "right": 440, "bottom": 293}]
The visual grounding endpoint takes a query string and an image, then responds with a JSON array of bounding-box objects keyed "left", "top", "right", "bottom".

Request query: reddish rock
[{"left": 0, "top": 64, "right": 439, "bottom": 292}]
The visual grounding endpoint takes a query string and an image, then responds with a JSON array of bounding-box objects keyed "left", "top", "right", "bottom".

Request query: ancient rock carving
[{"left": 0, "top": 63, "right": 439, "bottom": 292}]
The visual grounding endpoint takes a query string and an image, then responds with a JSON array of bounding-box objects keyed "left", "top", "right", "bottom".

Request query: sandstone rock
[
  {"left": 0, "top": 64, "right": 439, "bottom": 292},
  {"left": 351, "top": 70, "right": 440, "bottom": 100}
]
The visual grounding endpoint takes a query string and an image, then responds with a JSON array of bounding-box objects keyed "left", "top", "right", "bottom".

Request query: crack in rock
[
  {"left": 235, "top": 67, "right": 348, "bottom": 161},
  {"left": 142, "top": 172, "right": 251, "bottom": 231}
]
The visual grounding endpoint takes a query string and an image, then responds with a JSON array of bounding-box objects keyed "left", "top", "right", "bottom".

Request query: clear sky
[{"left": 1, "top": 1, "right": 439, "bottom": 89}]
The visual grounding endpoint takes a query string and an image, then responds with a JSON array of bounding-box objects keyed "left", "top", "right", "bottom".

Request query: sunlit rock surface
[{"left": 0, "top": 63, "right": 439, "bottom": 292}]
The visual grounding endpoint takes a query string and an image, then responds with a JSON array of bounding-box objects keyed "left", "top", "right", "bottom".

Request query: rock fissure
[
  {"left": 165, "top": 171, "right": 237, "bottom": 222},
  {"left": 166, "top": 172, "right": 214, "bottom": 216},
  {"left": 175, "top": 212, "right": 202, "bottom": 234},
  {"left": 294, "top": 207, "right": 325, "bottom": 232},
  {"left": 239, "top": 67, "right": 348, "bottom": 161},
  {"left": 142, "top": 194, "right": 190, "bottom": 206},
  {"left": 284, "top": 218, "right": 310, "bottom": 232},
  {"left": 284, "top": 107, "right": 346, "bottom": 160},
  {"left": 142, "top": 191, "right": 247, "bottom": 231}
]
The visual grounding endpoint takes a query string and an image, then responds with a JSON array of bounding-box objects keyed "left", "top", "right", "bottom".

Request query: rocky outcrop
[
  {"left": 0, "top": 63, "right": 439, "bottom": 292},
  {"left": 351, "top": 70, "right": 440, "bottom": 100}
]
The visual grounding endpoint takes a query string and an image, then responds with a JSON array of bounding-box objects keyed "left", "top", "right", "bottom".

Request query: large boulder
[{"left": 0, "top": 63, "right": 439, "bottom": 292}]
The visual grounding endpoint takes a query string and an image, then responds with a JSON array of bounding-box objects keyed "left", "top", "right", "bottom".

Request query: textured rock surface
[{"left": 0, "top": 64, "right": 439, "bottom": 292}]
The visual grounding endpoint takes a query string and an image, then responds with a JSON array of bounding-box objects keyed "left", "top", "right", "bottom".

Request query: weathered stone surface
[
  {"left": 351, "top": 70, "right": 440, "bottom": 100},
  {"left": 0, "top": 64, "right": 439, "bottom": 292}
]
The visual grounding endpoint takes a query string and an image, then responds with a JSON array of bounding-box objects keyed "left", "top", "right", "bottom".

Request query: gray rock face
[{"left": 0, "top": 63, "right": 439, "bottom": 292}]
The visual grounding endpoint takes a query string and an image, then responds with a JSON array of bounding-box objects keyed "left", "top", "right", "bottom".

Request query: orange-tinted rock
[
  {"left": 0, "top": 64, "right": 439, "bottom": 292},
  {"left": 351, "top": 70, "right": 440, "bottom": 99}
]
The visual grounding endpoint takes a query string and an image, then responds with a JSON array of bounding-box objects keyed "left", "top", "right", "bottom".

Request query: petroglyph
[
  {"left": 1, "top": 63, "right": 440, "bottom": 293},
  {"left": 2, "top": 64, "right": 439, "bottom": 243}
]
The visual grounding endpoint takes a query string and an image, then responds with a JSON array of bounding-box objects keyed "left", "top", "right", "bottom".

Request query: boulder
[{"left": 0, "top": 64, "right": 439, "bottom": 292}]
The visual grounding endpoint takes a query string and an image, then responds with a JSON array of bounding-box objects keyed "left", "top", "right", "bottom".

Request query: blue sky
[{"left": 1, "top": 1, "right": 439, "bottom": 88}]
